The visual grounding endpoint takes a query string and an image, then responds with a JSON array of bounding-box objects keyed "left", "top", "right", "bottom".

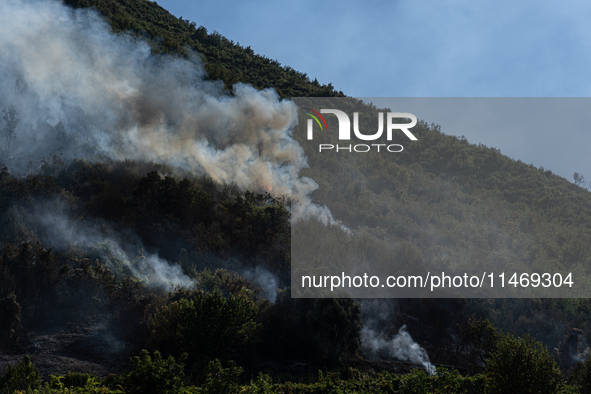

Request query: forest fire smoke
[
  {"left": 0, "top": 0, "right": 339, "bottom": 226},
  {"left": 360, "top": 300, "right": 436, "bottom": 375},
  {"left": 11, "top": 199, "right": 194, "bottom": 290},
  {"left": 361, "top": 325, "right": 436, "bottom": 375}
]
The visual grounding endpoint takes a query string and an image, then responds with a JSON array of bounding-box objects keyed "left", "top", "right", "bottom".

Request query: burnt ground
[
  {"left": 0, "top": 322, "right": 132, "bottom": 380},
  {"left": 1, "top": 321, "right": 444, "bottom": 382}
]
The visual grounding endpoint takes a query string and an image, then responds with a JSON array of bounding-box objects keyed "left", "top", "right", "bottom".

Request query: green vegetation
[
  {"left": 485, "top": 333, "right": 563, "bottom": 394},
  {"left": 125, "top": 350, "right": 186, "bottom": 394},
  {"left": 258, "top": 291, "right": 363, "bottom": 364},
  {"left": 293, "top": 98, "right": 591, "bottom": 288},
  {"left": 1, "top": 340, "right": 588, "bottom": 393},
  {"left": 0, "top": 356, "right": 41, "bottom": 393},
  {"left": 150, "top": 290, "right": 260, "bottom": 364}
]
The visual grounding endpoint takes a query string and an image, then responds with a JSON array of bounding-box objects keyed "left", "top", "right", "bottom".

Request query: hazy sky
[{"left": 154, "top": 0, "right": 591, "bottom": 183}]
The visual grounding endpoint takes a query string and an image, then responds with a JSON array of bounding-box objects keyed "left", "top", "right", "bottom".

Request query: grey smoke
[
  {"left": 12, "top": 199, "right": 193, "bottom": 290},
  {"left": 361, "top": 324, "right": 436, "bottom": 375},
  {"left": 23, "top": 197, "right": 282, "bottom": 296},
  {"left": 360, "top": 300, "right": 435, "bottom": 375},
  {"left": 241, "top": 266, "right": 278, "bottom": 302},
  {"left": 0, "top": 0, "right": 341, "bottom": 227},
  {"left": 0, "top": 0, "right": 350, "bottom": 299}
]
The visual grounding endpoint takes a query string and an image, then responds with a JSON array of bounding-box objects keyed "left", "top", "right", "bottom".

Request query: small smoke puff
[
  {"left": 241, "top": 266, "right": 278, "bottom": 302},
  {"left": 361, "top": 324, "right": 436, "bottom": 375}
]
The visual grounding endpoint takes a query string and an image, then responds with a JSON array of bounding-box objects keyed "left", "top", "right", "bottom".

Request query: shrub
[
  {"left": 485, "top": 333, "right": 563, "bottom": 394},
  {"left": 200, "top": 359, "right": 243, "bottom": 394},
  {"left": 0, "top": 355, "right": 41, "bottom": 393},
  {"left": 124, "top": 349, "right": 186, "bottom": 394},
  {"left": 569, "top": 355, "right": 591, "bottom": 394}
]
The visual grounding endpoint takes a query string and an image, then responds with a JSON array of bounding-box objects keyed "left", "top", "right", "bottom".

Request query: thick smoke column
[
  {"left": 0, "top": 0, "right": 334, "bottom": 225},
  {"left": 0, "top": 0, "right": 291, "bottom": 190}
]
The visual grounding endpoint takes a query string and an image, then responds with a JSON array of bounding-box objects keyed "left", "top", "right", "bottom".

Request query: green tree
[
  {"left": 573, "top": 172, "right": 586, "bottom": 187},
  {"left": 569, "top": 355, "right": 591, "bottom": 394},
  {"left": 260, "top": 290, "right": 362, "bottom": 365},
  {"left": 485, "top": 333, "right": 563, "bottom": 394},
  {"left": 150, "top": 290, "right": 260, "bottom": 363},
  {"left": 459, "top": 316, "right": 499, "bottom": 372},
  {"left": 0, "top": 355, "right": 42, "bottom": 393},
  {"left": 200, "top": 359, "right": 243, "bottom": 394},
  {"left": 125, "top": 349, "right": 186, "bottom": 394}
]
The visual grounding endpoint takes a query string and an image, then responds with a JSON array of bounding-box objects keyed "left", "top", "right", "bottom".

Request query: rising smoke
[
  {"left": 0, "top": 0, "right": 335, "bottom": 226},
  {"left": 0, "top": 0, "right": 428, "bottom": 367},
  {"left": 362, "top": 325, "right": 436, "bottom": 375},
  {"left": 241, "top": 266, "right": 278, "bottom": 302},
  {"left": 0, "top": 0, "right": 344, "bottom": 295},
  {"left": 10, "top": 198, "right": 194, "bottom": 290},
  {"left": 360, "top": 300, "right": 436, "bottom": 375}
]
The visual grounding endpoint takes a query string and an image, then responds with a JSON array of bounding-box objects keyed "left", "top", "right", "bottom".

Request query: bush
[
  {"left": 124, "top": 349, "right": 186, "bottom": 394},
  {"left": 569, "top": 355, "right": 591, "bottom": 394},
  {"left": 485, "top": 333, "right": 563, "bottom": 394},
  {"left": 0, "top": 355, "right": 41, "bottom": 393},
  {"left": 200, "top": 359, "right": 243, "bottom": 394},
  {"left": 58, "top": 372, "right": 98, "bottom": 388}
]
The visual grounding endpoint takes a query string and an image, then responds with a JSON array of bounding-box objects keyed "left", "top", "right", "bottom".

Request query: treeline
[
  {"left": 4, "top": 326, "right": 591, "bottom": 393},
  {"left": 0, "top": 159, "right": 290, "bottom": 277},
  {"left": 62, "top": 0, "right": 344, "bottom": 98}
]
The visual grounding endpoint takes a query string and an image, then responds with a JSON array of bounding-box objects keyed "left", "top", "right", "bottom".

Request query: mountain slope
[
  {"left": 63, "top": 0, "right": 344, "bottom": 98},
  {"left": 64, "top": 0, "right": 591, "bottom": 348},
  {"left": 0, "top": 0, "right": 590, "bottom": 387}
]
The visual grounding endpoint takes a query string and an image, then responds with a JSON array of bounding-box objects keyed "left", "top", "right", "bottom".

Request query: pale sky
[{"left": 154, "top": 0, "right": 591, "bottom": 184}]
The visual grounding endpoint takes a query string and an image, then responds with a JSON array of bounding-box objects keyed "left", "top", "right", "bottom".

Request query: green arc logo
[{"left": 303, "top": 107, "right": 329, "bottom": 131}]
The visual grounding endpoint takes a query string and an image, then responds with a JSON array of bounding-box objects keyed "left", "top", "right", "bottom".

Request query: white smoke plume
[
  {"left": 360, "top": 301, "right": 435, "bottom": 375},
  {"left": 0, "top": 0, "right": 337, "bottom": 226},
  {"left": 362, "top": 324, "right": 436, "bottom": 375},
  {"left": 11, "top": 199, "right": 193, "bottom": 290}
]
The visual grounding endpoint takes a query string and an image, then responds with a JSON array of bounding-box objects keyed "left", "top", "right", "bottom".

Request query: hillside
[
  {"left": 63, "top": 0, "right": 345, "bottom": 98},
  {"left": 60, "top": 0, "right": 591, "bottom": 284},
  {"left": 0, "top": 0, "right": 590, "bottom": 392}
]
